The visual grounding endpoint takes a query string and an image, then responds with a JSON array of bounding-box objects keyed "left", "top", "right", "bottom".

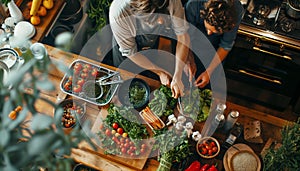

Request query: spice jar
[{"left": 224, "top": 110, "right": 239, "bottom": 132}]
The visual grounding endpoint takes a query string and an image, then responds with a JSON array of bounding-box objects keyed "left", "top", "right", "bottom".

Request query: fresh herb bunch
[
  {"left": 263, "top": 118, "right": 300, "bottom": 171},
  {"left": 153, "top": 128, "right": 192, "bottom": 171}
]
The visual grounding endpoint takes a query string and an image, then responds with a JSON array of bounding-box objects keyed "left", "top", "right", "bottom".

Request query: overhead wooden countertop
[{"left": 35, "top": 44, "right": 291, "bottom": 171}]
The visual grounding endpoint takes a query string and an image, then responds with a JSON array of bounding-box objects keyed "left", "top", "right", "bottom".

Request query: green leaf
[
  {"left": 35, "top": 78, "right": 55, "bottom": 91},
  {"left": 0, "top": 129, "right": 10, "bottom": 147},
  {"left": 30, "top": 114, "right": 53, "bottom": 131},
  {"left": 27, "top": 132, "right": 57, "bottom": 156}
]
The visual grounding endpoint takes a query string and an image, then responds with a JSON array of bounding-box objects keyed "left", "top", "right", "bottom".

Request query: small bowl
[
  {"left": 196, "top": 137, "right": 220, "bottom": 159},
  {"left": 56, "top": 99, "right": 86, "bottom": 129},
  {"left": 118, "top": 78, "right": 150, "bottom": 109}
]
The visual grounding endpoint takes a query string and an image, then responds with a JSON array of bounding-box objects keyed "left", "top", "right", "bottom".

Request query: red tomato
[
  {"left": 112, "top": 123, "right": 119, "bottom": 129},
  {"left": 201, "top": 147, "right": 208, "bottom": 155},
  {"left": 212, "top": 147, "right": 218, "bottom": 153},
  {"left": 117, "top": 128, "right": 124, "bottom": 134},
  {"left": 82, "top": 68, "right": 89, "bottom": 73},
  {"left": 73, "top": 63, "right": 82, "bottom": 71},
  {"left": 73, "top": 85, "right": 82, "bottom": 93},
  {"left": 208, "top": 149, "right": 213, "bottom": 156},
  {"left": 210, "top": 141, "right": 216, "bottom": 147},
  {"left": 83, "top": 64, "right": 92, "bottom": 70},
  {"left": 121, "top": 147, "right": 126, "bottom": 153},
  {"left": 63, "top": 82, "right": 71, "bottom": 91},
  {"left": 77, "top": 78, "right": 85, "bottom": 86},
  {"left": 99, "top": 124, "right": 104, "bottom": 130},
  {"left": 140, "top": 148, "right": 145, "bottom": 154},
  {"left": 105, "top": 129, "right": 111, "bottom": 136},
  {"left": 91, "top": 68, "right": 98, "bottom": 77},
  {"left": 141, "top": 143, "right": 147, "bottom": 149},
  {"left": 80, "top": 72, "right": 88, "bottom": 78}
]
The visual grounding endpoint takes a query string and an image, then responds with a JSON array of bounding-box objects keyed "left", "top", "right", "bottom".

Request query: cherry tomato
[
  {"left": 91, "top": 68, "right": 98, "bottom": 77},
  {"left": 201, "top": 147, "right": 207, "bottom": 155},
  {"left": 73, "top": 63, "right": 82, "bottom": 71},
  {"left": 72, "top": 85, "right": 82, "bottom": 93},
  {"left": 77, "top": 78, "right": 85, "bottom": 86},
  {"left": 112, "top": 123, "right": 119, "bottom": 129},
  {"left": 105, "top": 128, "right": 111, "bottom": 136},
  {"left": 212, "top": 147, "right": 218, "bottom": 153},
  {"left": 80, "top": 72, "right": 88, "bottom": 79},
  {"left": 117, "top": 128, "right": 124, "bottom": 134},
  {"left": 122, "top": 132, "right": 128, "bottom": 138}
]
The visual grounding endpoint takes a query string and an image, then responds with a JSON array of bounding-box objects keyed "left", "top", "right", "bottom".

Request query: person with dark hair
[
  {"left": 109, "top": 0, "right": 190, "bottom": 98},
  {"left": 184, "top": 0, "right": 244, "bottom": 88}
]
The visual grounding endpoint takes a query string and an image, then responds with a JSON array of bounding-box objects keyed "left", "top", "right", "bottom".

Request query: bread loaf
[{"left": 244, "top": 120, "right": 263, "bottom": 143}]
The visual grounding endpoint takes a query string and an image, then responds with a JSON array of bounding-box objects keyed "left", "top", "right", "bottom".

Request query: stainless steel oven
[{"left": 224, "top": 30, "right": 300, "bottom": 110}]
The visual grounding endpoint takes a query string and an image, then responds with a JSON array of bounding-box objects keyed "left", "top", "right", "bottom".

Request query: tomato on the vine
[
  {"left": 117, "top": 128, "right": 124, "bottom": 134},
  {"left": 112, "top": 123, "right": 119, "bottom": 129}
]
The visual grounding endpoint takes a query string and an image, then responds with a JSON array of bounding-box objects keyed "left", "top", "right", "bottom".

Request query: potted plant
[
  {"left": 1, "top": 0, "right": 23, "bottom": 22},
  {"left": 263, "top": 118, "right": 300, "bottom": 171},
  {"left": 0, "top": 42, "right": 95, "bottom": 170}
]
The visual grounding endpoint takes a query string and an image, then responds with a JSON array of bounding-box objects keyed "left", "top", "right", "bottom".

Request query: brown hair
[
  {"left": 130, "top": 0, "right": 169, "bottom": 15},
  {"left": 200, "top": 0, "right": 237, "bottom": 32}
]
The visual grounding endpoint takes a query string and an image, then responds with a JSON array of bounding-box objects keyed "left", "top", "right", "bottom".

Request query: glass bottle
[
  {"left": 224, "top": 110, "right": 239, "bottom": 132},
  {"left": 30, "top": 43, "right": 50, "bottom": 71},
  {"left": 222, "top": 122, "right": 242, "bottom": 149},
  {"left": 215, "top": 103, "right": 226, "bottom": 128}
]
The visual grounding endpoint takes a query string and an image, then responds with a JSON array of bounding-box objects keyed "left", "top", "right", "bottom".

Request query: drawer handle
[
  {"left": 253, "top": 47, "right": 292, "bottom": 61},
  {"left": 238, "top": 69, "right": 282, "bottom": 85}
]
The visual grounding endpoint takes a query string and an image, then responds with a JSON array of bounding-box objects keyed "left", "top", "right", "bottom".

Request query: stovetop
[{"left": 240, "top": 0, "right": 300, "bottom": 43}]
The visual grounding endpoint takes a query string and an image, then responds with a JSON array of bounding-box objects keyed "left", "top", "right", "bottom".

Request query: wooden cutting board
[{"left": 78, "top": 104, "right": 154, "bottom": 171}]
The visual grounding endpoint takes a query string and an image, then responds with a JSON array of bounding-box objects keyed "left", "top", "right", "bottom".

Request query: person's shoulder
[{"left": 110, "top": 0, "right": 131, "bottom": 18}]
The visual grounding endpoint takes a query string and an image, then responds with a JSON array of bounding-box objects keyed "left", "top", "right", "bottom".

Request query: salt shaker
[{"left": 224, "top": 110, "right": 239, "bottom": 132}]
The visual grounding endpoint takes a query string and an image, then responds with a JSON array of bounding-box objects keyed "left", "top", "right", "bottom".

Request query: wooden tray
[
  {"left": 78, "top": 104, "right": 154, "bottom": 171},
  {"left": 19, "top": 0, "right": 66, "bottom": 41}
]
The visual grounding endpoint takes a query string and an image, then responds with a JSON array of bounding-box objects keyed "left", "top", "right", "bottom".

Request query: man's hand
[{"left": 195, "top": 70, "right": 210, "bottom": 88}]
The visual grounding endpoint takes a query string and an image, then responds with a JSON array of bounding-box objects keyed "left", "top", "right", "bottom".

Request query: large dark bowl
[{"left": 118, "top": 78, "right": 150, "bottom": 110}]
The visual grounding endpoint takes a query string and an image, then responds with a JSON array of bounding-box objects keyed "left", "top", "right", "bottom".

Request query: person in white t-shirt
[{"left": 109, "top": 0, "right": 190, "bottom": 98}]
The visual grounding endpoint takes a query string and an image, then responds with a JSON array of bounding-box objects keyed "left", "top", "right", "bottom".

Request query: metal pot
[
  {"left": 287, "top": 0, "right": 300, "bottom": 19},
  {"left": 59, "top": 0, "right": 83, "bottom": 25}
]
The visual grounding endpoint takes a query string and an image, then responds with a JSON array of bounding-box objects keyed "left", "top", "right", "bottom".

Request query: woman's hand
[{"left": 157, "top": 71, "right": 171, "bottom": 86}]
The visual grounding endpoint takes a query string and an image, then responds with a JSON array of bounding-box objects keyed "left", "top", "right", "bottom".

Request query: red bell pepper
[
  {"left": 207, "top": 164, "right": 218, "bottom": 171},
  {"left": 184, "top": 161, "right": 201, "bottom": 171},
  {"left": 200, "top": 164, "right": 210, "bottom": 171}
]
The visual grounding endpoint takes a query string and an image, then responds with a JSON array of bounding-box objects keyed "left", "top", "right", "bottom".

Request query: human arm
[{"left": 171, "top": 32, "right": 190, "bottom": 98}]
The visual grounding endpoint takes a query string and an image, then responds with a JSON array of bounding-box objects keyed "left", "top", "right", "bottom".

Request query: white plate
[{"left": 0, "top": 48, "right": 18, "bottom": 69}]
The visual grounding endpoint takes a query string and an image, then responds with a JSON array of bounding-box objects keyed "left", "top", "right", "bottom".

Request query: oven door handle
[
  {"left": 253, "top": 47, "right": 292, "bottom": 61},
  {"left": 238, "top": 69, "right": 282, "bottom": 85}
]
